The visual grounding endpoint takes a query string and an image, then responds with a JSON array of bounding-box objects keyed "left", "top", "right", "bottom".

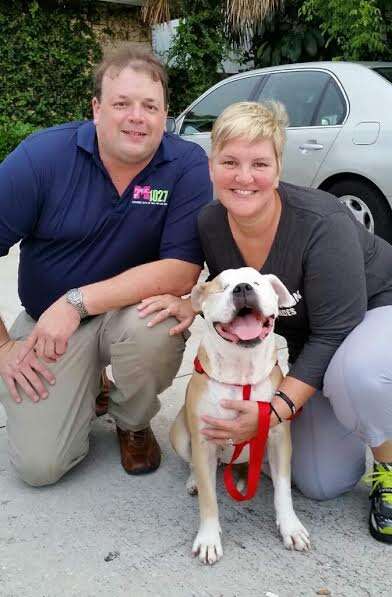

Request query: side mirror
[{"left": 165, "top": 116, "right": 177, "bottom": 134}]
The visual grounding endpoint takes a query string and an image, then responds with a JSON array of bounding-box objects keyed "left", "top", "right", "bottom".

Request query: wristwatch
[{"left": 66, "top": 288, "right": 89, "bottom": 320}]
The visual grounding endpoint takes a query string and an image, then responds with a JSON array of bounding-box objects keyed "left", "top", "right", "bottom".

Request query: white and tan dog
[{"left": 170, "top": 267, "right": 310, "bottom": 564}]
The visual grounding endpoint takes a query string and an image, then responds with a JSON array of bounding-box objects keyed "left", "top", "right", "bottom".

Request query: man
[{"left": 0, "top": 44, "right": 212, "bottom": 486}]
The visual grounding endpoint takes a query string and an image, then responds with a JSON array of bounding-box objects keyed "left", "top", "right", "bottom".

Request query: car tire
[{"left": 327, "top": 178, "right": 392, "bottom": 243}]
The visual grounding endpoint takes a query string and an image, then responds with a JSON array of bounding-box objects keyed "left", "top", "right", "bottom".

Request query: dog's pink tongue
[{"left": 225, "top": 313, "right": 263, "bottom": 341}]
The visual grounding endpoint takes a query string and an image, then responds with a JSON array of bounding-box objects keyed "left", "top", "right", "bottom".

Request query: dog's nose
[
  {"left": 232, "top": 283, "right": 258, "bottom": 309},
  {"left": 233, "top": 283, "right": 253, "bottom": 295}
]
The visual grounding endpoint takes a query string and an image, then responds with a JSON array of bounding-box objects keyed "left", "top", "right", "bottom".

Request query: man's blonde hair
[{"left": 211, "top": 101, "right": 288, "bottom": 173}]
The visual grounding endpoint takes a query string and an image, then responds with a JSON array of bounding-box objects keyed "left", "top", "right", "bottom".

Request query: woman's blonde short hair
[{"left": 211, "top": 101, "right": 288, "bottom": 173}]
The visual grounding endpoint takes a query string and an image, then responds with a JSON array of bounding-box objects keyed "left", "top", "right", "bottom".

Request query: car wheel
[{"left": 327, "top": 179, "right": 392, "bottom": 243}]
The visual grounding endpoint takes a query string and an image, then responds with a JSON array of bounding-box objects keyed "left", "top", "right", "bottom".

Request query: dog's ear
[
  {"left": 190, "top": 282, "right": 208, "bottom": 312},
  {"left": 264, "top": 275, "right": 296, "bottom": 307}
]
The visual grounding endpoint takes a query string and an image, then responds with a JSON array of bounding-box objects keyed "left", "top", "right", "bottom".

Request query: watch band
[{"left": 66, "top": 288, "right": 89, "bottom": 319}]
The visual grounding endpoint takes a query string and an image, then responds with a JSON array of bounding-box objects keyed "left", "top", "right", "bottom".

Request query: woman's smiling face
[{"left": 209, "top": 137, "right": 280, "bottom": 220}]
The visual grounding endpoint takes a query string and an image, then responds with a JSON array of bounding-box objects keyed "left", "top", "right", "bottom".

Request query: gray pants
[
  {"left": 0, "top": 306, "right": 185, "bottom": 487},
  {"left": 291, "top": 306, "right": 392, "bottom": 500}
]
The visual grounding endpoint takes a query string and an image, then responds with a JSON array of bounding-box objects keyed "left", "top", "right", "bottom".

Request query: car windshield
[{"left": 371, "top": 67, "right": 392, "bottom": 85}]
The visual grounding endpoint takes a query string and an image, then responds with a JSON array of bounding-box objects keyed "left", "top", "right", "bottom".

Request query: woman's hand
[
  {"left": 201, "top": 400, "right": 260, "bottom": 446},
  {"left": 137, "top": 295, "right": 197, "bottom": 335}
]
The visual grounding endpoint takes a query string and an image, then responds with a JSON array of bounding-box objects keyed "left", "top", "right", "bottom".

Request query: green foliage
[
  {"left": 300, "top": 0, "right": 392, "bottom": 60},
  {"left": 165, "top": 1, "right": 233, "bottom": 115},
  {"left": 165, "top": 0, "right": 335, "bottom": 113},
  {"left": 166, "top": 0, "right": 392, "bottom": 115},
  {"left": 0, "top": 1, "right": 102, "bottom": 129},
  {"left": 0, "top": 120, "right": 38, "bottom": 163},
  {"left": 250, "top": 0, "right": 336, "bottom": 68}
]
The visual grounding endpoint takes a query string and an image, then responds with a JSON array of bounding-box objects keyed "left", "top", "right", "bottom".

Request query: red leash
[
  {"left": 223, "top": 400, "right": 271, "bottom": 501},
  {"left": 194, "top": 356, "right": 271, "bottom": 501},
  {"left": 194, "top": 356, "right": 302, "bottom": 501}
]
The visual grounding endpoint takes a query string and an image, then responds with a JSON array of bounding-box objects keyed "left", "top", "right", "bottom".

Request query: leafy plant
[
  {"left": 245, "top": 0, "right": 337, "bottom": 67},
  {"left": 0, "top": 120, "right": 38, "bottom": 163},
  {"left": 0, "top": 1, "right": 102, "bottom": 129},
  {"left": 300, "top": 0, "right": 392, "bottom": 60},
  {"left": 165, "top": 1, "right": 234, "bottom": 115}
]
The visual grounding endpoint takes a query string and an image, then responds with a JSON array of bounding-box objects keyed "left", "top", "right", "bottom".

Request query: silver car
[{"left": 175, "top": 62, "right": 392, "bottom": 242}]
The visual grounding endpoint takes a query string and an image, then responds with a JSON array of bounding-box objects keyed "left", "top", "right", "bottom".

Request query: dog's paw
[
  {"left": 186, "top": 473, "right": 198, "bottom": 496},
  {"left": 192, "top": 525, "right": 223, "bottom": 565},
  {"left": 277, "top": 514, "right": 310, "bottom": 552}
]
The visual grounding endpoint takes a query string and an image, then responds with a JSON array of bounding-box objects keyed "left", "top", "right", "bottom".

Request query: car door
[
  {"left": 256, "top": 70, "right": 347, "bottom": 187},
  {"left": 176, "top": 74, "right": 262, "bottom": 154}
]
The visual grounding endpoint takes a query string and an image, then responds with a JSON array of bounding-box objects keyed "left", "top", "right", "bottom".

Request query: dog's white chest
[
  {"left": 196, "top": 377, "right": 276, "bottom": 464},
  {"left": 197, "top": 377, "right": 275, "bottom": 422}
]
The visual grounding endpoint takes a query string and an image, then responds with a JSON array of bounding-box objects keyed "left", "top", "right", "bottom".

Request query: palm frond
[
  {"left": 225, "top": 0, "right": 282, "bottom": 31},
  {"left": 142, "top": 0, "right": 282, "bottom": 35},
  {"left": 141, "top": 0, "right": 173, "bottom": 25}
]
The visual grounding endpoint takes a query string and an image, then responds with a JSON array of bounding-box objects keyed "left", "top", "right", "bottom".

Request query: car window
[
  {"left": 257, "top": 71, "right": 330, "bottom": 127},
  {"left": 314, "top": 80, "right": 346, "bottom": 126},
  {"left": 371, "top": 67, "right": 392, "bottom": 85},
  {"left": 180, "top": 76, "right": 260, "bottom": 135}
]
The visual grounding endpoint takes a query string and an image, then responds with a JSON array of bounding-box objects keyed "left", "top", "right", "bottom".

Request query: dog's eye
[
  {"left": 254, "top": 281, "right": 260, "bottom": 286},
  {"left": 210, "top": 284, "right": 229, "bottom": 294}
]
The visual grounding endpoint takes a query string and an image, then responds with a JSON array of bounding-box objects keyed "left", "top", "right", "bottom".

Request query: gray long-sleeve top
[{"left": 198, "top": 182, "right": 392, "bottom": 389}]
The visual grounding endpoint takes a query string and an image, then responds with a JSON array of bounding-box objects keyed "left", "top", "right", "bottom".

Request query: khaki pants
[{"left": 0, "top": 307, "right": 185, "bottom": 487}]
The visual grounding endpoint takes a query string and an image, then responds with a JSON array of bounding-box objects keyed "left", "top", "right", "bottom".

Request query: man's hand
[
  {"left": 137, "top": 295, "right": 196, "bottom": 335},
  {"left": 17, "top": 297, "right": 81, "bottom": 364},
  {"left": 0, "top": 339, "right": 55, "bottom": 403}
]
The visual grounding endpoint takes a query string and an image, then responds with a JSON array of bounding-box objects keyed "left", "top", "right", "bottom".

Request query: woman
[{"left": 138, "top": 101, "right": 392, "bottom": 544}]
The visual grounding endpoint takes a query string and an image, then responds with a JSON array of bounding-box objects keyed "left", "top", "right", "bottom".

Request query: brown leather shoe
[
  {"left": 116, "top": 425, "right": 161, "bottom": 475},
  {"left": 95, "top": 370, "right": 111, "bottom": 417}
]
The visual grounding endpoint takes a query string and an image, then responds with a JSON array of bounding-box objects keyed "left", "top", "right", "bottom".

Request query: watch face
[
  {"left": 66, "top": 288, "right": 88, "bottom": 318},
  {"left": 69, "top": 289, "right": 79, "bottom": 303}
]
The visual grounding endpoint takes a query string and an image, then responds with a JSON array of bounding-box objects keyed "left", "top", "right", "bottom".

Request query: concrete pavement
[{"left": 0, "top": 249, "right": 390, "bottom": 597}]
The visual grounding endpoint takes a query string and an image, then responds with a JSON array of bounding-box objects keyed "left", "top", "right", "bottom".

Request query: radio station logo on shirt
[{"left": 132, "top": 185, "right": 169, "bottom": 206}]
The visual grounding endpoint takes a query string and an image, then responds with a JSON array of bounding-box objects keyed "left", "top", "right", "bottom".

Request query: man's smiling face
[{"left": 92, "top": 65, "right": 167, "bottom": 168}]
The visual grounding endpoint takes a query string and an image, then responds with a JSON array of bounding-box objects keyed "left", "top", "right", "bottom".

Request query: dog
[{"left": 170, "top": 267, "right": 310, "bottom": 564}]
